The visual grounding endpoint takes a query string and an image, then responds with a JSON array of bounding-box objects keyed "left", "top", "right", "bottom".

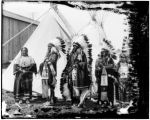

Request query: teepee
[{"left": 2, "top": 6, "right": 74, "bottom": 98}]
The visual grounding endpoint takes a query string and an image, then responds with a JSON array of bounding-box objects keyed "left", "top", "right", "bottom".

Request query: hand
[
  {"left": 97, "top": 67, "right": 101, "bottom": 70},
  {"left": 120, "top": 84, "right": 124, "bottom": 90},
  {"left": 62, "top": 73, "right": 66, "bottom": 78},
  {"left": 19, "top": 68, "right": 22, "bottom": 72},
  {"left": 102, "top": 65, "right": 105, "bottom": 69},
  {"left": 34, "top": 73, "right": 38, "bottom": 77},
  {"left": 22, "top": 69, "right": 26, "bottom": 73},
  {"left": 114, "top": 79, "right": 119, "bottom": 84},
  {"left": 52, "top": 77, "right": 57, "bottom": 86},
  {"left": 73, "top": 64, "right": 77, "bottom": 68}
]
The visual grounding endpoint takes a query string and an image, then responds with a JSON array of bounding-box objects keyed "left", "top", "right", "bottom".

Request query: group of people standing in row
[
  {"left": 62, "top": 42, "right": 130, "bottom": 107},
  {"left": 13, "top": 40, "right": 130, "bottom": 107}
]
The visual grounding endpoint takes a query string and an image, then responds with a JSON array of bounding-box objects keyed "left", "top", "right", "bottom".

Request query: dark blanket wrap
[
  {"left": 67, "top": 52, "right": 91, "bottom": 89},
  {"left": 13, "top": 64, "right": 37, "bottom": 100},
  {"left": 95, "top": 57, "right": 119, "bottom": 103}
]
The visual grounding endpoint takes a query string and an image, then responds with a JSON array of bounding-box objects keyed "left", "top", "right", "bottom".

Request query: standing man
[
  {"left": 39, "top": 43, "right": 60, "bottom": 105},
  {"left": 66, "top": 43, "right": 91, "bottom": 105},
  {"left": 13, "top": 47, "right": 37, "bottom": 104},
  {"left": 39, "top": 43, "right": 54, "bottom": 101},
  {"left": 95, "top": 48, "right": 118, "bottom": 106}
]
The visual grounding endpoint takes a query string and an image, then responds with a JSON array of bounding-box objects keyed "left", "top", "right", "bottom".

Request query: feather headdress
[
  {"left": 49, "top": 37, "right": 66, "bottom": 54},
  {"left": 102, "top": 38, "right": 117, "bottom": 59},
  {"left": 44, "top": 37, "right": 67, "bottom": 62},
  {"left": 70, "top": 34, "right": 93, "bottom": 65}
]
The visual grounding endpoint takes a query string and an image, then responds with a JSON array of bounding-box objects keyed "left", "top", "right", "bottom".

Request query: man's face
[
  {"left": 48, "top": 45, "right": 52, "bottom": 52},
  {"left": 73, "top": 44, "right": 78, "bottom": 49},
  {"left": 76, "top": 48, "right": 82, "bottom": 54},
  {"left": 72, "top": 45, "right": 78, "bottom": 53},
  {"left": 120, "top": 56, "right": 126, "bottom": 62},
  {"left": 21, "top": 48, "right": 28, "bottom": 56},
  {"left": 101, "top": 52, "right": 105, "bottom": 58}
]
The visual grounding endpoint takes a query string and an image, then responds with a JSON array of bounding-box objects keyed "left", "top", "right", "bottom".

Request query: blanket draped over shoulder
[{"left": 13, "top": 56, "right": 37, "bottom": 100}]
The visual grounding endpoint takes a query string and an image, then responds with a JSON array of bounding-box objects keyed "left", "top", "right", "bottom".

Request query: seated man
[{"left": 13, "top": 47, "right": 37, "bottom": 104}]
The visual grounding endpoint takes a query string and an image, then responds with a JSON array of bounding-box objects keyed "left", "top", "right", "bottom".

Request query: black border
[{"left": 1, "top": 1, "right": 149, "bottom": 119}]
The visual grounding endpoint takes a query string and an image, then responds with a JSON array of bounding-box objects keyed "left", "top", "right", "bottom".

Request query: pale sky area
[
  {"left": 3, "top": 1, "right": 130, "bottom": 50},
  {"left": 3, "top": 2, "right": 50, "bottom": 20}
]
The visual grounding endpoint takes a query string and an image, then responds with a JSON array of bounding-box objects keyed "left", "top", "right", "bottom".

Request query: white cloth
[
  {"left": 101, "top": 75, "right": 108, "bottom": 86},
  {"left": 41, "top": 63, "right": 49, "bottom": 79},
  {"left": 72, "top": 67, "right": 77, "bottom": 81},
  {"left": 118, "top": 63, "right": 129, "bottom": 79},
  {"left": 15, "top": 56, "right": 35, "bottom": 67},
  {"left": 101, "top": 67, "right": 108, "bottom": 86}
]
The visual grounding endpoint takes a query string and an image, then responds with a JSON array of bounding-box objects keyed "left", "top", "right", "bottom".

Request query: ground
[{"left": 2, "top": 89, "right": 139, "bottom": 119}]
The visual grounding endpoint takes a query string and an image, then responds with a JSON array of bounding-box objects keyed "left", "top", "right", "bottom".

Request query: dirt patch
[{"left": 2, "top": 89, "right": 139, "bottom": 119}]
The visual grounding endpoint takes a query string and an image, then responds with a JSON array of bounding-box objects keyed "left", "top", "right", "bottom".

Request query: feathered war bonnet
[
  {"left": 100, "top": 48, "right": 117, "bottom": 60},
  {"left": 44, "top": 37, "right": 66, "bottom": 61},
  {"left": 73, "top": 42, "right": 82, "bottom": 49},
  {"left": 70, "top": 34, "right": 92, "bottom": 66}
]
